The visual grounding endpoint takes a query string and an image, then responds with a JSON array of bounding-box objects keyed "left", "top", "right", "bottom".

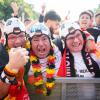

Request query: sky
[{"left": 24, "top": 0, "right": 100, "bottom": 21}]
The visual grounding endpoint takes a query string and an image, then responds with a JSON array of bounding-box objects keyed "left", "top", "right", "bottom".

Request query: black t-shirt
[
  {"left": 0, "top": 43, "right": 9, "bottom": 74},
  {"left": 87, "top": 27, "right": 100, "bottom": 43}
]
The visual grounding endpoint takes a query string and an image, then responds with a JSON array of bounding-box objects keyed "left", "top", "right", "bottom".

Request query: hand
[
  {"left": 41, "top": 4, "right": 46, "bottom": 11},
  {"left": 41, "top": 4, "right": 46, "bottom": 14},
  {"left": 10, "top": 2, "right": 19, "bottom": 16},
  {"left": 86, "top": 40, "right": 96, "bottom": 52},
  {"left": 7, "top": 47, "right": 29, "bottom": 71}
]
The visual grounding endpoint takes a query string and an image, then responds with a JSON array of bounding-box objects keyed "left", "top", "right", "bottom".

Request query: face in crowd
[
  {"left": 49, "top": 20, "right": 60, "bottom": 33},
  {"left": 95, "top": 14, "right": 100, "bottom": 26},
  {"left": 79, "top": 12, "right": 92, "bottom": 30},
  {"left": 4, "top": 18, "right": 26, "bottom": 49},
  {"left": 65, "top": 30, "right": 84, "bottom": 53},
  {"left": 44, "top": 10, "right": 61, "bottom": 35},
  {"left": 31, "top": 32, "right": 51, "bottom": 59},
  {"left": 7, "top": 31, "right": 26, "bottom": 48}
]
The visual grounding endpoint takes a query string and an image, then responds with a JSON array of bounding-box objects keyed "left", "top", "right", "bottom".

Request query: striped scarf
[{"left": 57, "top": 48, "right": 100, "bottom": 77}]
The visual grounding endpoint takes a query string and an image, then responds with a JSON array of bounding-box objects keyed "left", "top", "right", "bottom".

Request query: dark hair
[
  {"left": 0, "top": 28, "right": 2, "bottom": 38},
  {"left": 24, "top": 19, "right": 31, "bottom": 23},
  {"left": 95, "top": 12, "right": 100, "bottom": 17},
  {"left": 65, "top": 29, "right": 86, "bottom": 50},
  {"left": 44, "top": 10, "right": 61, "bottom": 22},
  {"left": 87, "top": 10, "right": 94, "bottom": 17},
  {"left": 79, "top": 11, "right": 92, "bottom": 19}
]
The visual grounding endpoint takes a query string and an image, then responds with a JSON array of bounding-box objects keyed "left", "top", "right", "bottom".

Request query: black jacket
[
  {"left": 87, "top": 27, "right": 100, "bottom": 43},
  {"left": 0, "top": 43, "right": 9, "bottom": 74}
]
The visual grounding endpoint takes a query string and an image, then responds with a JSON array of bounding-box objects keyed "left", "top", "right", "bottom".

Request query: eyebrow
[
  {"left": 33, "top": 35, "right": 48, "bottom": 38},
  {"left": 67, "top": 33, "right": 81, "bottom": 38}
]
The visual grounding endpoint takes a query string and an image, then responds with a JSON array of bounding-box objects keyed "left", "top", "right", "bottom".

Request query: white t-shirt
[
  {"left": 97, "top": 35, "right": 100, "bottom": 43},
  {"left": 72, "top": 52, "right": 94, "bottom": 77}
]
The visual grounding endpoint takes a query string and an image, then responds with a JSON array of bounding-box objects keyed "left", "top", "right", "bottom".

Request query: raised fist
[
  {"left": 10, "top": 2, "right": 19, "bottom": 16},
  {"left": 7, "top": 47, "right": 29, "bottom": 71}
]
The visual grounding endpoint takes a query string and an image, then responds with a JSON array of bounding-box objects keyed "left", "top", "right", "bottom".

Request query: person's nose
[
  {"left": 73, "top": 37, "right": 79, "bottom": 42},
  {"left": 38, "top": 39, "right": 44, "bottom": 46},
  {"left": 15, "top": 37, "right": 20, "bottom": 42}
]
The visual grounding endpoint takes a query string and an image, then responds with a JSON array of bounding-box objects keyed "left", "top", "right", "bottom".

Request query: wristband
[
  {"left": 0, "top": 71, "right": 17, "bottom": 84},
  {"left": 4, "top": 66, "right": 18, "bottom": 77}
]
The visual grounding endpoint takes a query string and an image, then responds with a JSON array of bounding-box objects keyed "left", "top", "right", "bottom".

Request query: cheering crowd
[{"left": 0, "top": 2, "right": 100, "bottom": 100}]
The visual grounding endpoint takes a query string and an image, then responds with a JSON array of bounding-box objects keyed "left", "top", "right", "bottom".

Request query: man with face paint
[
  {"left": 27, "top": 23, "right": 61, "bottom": 97},
  {"left": 0, "top": 17, "right": 30, "bottom": 100},
  {"left": 57, "top": 23, "right": 100, "bottom": 100}
]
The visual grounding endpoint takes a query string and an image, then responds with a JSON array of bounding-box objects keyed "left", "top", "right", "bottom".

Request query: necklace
[{"left": 29, "top": 48, "right": 56, "bottom": 96}]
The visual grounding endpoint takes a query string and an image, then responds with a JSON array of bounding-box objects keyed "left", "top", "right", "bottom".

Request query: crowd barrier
[{"left": 28, "top": 77, "right": 100, "bottom": 100}]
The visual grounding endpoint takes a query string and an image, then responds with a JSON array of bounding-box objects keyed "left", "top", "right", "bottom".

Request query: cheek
[
  {"left": 31, "top": 43, "right": 37, "bottom": 50},
  {"left": 53, "top": 25, "right": 58, "bottom": 30},
  {"left": 51, "top": 23, "right": 57, "bottom": 29},
  {"left": 45, "top": 42, "right": 51, "bottom": 49},
  {"left": 22, "top": 38, "right": 26, "bottom": 44},
  {"left": 86, "top": 19, "right": 91, "bottom": 23},
  {"left": 31, "top": 44, "right": 38, "bottom": 54},
  {"left": 22, "top": 39, "right": 26, "bottom": 47},
  {"left": 66, "top": 41, "right": 71, "bottom": 48},
  {"left": 7, "top": 41, "right": 13, "bottom": 48},
  {"left": 47, "top": 44, "right": 51, "bottom": 51}
]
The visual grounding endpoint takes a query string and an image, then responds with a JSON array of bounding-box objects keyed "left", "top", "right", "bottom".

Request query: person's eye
[
  {"left": 67, "top": 37, "right": 73, "bottom": 40},
  {"left": 76, "top": 34, "right": 81, "bottom": 37},
  {"left": 33, "top": 38, "right": 39, "bottom": 41},
  {"left": 8, "top": 36, "right": 16, "bottom": 40},
  {"left": 42, "top": 37, "right": 48, "bottom": 41},
  {"left": 43, "top": 37, "right": 47, "bottom": 40},
  {"left": 86, "top": 17, "right": 90, "bottom": 19},
  {"left": 19, "top": 35, "right": 25, "bottom": 38}
]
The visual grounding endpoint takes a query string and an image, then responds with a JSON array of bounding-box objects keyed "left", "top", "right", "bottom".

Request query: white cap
[
  {"left": 4, "top": 17, "right": 25, "bottom": 35},
  {"left": 29, "top": 23, "right": 50, "bottom": 38},
  {"left": 60, "top": 21, "right": 80, "bottom": 37}
]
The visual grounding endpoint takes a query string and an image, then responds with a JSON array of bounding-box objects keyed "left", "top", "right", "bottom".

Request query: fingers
[
  {"left": 21, "top": 49, "right": 29, "bottom": 56},
  {"left": 9, "top": 47, "right": 29, "bottom": 68},
  {"left": 24, "top": 56, "right": 29, "bottom": 64}
]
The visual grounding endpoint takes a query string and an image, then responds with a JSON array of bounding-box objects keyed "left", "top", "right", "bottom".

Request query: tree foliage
[
  {"left": 94, "top": 4, "right": 100, "bottom": 14},
  {"left": 0, "top": 0, "right": 39, "bottom": 21}
]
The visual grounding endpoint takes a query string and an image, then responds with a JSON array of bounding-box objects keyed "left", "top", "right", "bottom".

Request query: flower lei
[{"left": 30, "top": 48, "right": 56, "bottom": 96}]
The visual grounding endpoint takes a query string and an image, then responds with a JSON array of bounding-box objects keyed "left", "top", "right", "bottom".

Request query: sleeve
[{"left": 39, "top": 14, "right": 44, "bottom": 23}]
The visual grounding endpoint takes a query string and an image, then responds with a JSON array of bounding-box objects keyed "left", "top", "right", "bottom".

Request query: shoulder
[{"left": 52, "top": 43, "right": 62, "bottom": 62}]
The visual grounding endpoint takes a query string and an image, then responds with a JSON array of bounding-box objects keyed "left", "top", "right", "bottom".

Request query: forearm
[
  {"left": 0, "top": 78, "right": 10, "bottom": 99},
  {"left": 0, "top": 64, "right": 18, "bottom": 85}
]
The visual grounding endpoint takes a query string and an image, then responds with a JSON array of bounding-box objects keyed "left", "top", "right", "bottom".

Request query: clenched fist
[{"left": 7, "top": 47, "right": 29, "bottom": 72}]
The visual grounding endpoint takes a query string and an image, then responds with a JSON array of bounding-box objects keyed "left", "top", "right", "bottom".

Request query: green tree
[
  {"left": 20, "top": 3, "right": 39, "bottom": 20},
  {"left": 0, "top": 0, "right": 13, "bottom": 20},
  {"left": 0, "top": 0, "right": 39, "bottom": 21},
  {"left": 94, "top": 4, "right": 100, "bottom": 14}
]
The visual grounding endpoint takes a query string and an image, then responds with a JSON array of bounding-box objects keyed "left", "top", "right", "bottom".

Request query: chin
[
  {"left": 38, "top": 54, "right": 47, "bottom": 59},
  {"left": 74, "top": 49, "right": 82, "bottom": 52}
]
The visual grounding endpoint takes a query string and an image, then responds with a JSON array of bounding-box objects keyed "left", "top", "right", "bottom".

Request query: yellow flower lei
[{"left": 29, "top": 48, "right": 56, "bottom": 96}]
